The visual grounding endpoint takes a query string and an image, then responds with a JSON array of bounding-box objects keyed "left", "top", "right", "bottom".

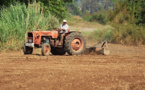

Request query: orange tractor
[{"left": 23, "top": 30, "right": 86, "bottom": 56}]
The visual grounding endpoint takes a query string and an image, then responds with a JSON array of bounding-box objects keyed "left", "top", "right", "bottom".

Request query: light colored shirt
[{"left": 60, "top": 24, "right": 69, "bottom": 33}]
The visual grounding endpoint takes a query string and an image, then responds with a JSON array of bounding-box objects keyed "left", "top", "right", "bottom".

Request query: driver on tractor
[{"left": 57, "top": 20, "right": 69, "bottom": 45}]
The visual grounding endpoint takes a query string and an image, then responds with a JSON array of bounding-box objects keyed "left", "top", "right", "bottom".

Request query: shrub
[
  {"left": 111, "top": 23, "right": 145, "bottom": 45},
  {"left": 83, "top": 27, "right": 113, "bottom": 43},
  {"left": 83, "top": 23, "right": 145, "bottom": 45},
  {"left": 82, "top": 13, "right": 92, "bottom": 21},
  {"left": 0, "top": 3, "right": 59, "bottom": 51},
  {"left": 89, "top": 11, "right": 109, "bottom": 25}
]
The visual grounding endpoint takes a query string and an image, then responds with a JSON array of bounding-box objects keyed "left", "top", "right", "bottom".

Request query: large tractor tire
[
  {"left": 65, "top": 32, "right": 86, "bottom": 55},
  {"left": 42, "top": 43, "right": 51, "bottom": 56},
  {"left": 51, "top": 48, "right": 66, "bottom": 55},
  {"left": 23, "top": 46, "right": 33, "bottom": 54}
]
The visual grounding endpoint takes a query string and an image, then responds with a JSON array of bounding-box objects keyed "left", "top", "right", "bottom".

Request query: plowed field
[{"left": 0, "top": 44, "right": 145, "bottom": 90}]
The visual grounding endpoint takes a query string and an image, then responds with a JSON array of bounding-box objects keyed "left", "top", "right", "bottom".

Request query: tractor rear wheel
[
  {"left": 23, "top": 46, "right": 33, "bottom": 54},
  {"left": 42, "top": 43, "right": 51, "bottom": 56},
  {"left": 65, "top": 32, "right": 86, "bottom": 55},
  {"left": 51, "top": 48, "right": 66, "bottom": 55}
]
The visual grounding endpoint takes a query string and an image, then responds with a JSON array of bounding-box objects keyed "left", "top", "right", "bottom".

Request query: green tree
[
  {"left": 81, "top": 0, "right": 113, "bottom": 14},
  {"left": 40, "top": 0, "right": 72, "bottom": 20},
  {"left": 66, "top": 2, "right": 82, "bottom": 16},
  {"left": 0, "top": 0, "right": 73, "bottom": 20},
  {"left": 110, "top": 0, "right": 145, "bottom": 25}
]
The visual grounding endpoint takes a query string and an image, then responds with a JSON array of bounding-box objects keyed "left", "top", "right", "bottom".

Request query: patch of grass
[
  {"left": 82, "top": 27, "right": 113, "bottom": 44},
  {"left": 67, "top": 16, "right": 110, "bottom": 32}
]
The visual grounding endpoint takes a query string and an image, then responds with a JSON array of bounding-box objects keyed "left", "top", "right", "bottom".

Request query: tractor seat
[{"left": 65, "top": 30, "right": 70, "bottom": 34}]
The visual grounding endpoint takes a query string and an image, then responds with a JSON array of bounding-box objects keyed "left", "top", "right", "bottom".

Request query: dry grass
[{"left": 67, "top": 16, "right": 111, "bottom": 32}]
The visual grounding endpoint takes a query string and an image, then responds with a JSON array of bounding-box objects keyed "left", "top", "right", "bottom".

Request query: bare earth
[{"left": 0, "top": 44, "right": 145, "bottom": 90}]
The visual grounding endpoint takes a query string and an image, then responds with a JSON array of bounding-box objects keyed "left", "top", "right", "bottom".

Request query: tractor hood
[{"left": 28, "top": 30, "right": 58, "bottom": 38}]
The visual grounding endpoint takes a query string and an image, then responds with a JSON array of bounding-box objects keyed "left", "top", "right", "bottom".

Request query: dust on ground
[{"left": 0, "top": 44, "right": 145, "bottom": 90}]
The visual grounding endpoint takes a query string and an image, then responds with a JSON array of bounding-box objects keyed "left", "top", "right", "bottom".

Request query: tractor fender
[{"left": 65, "top": 31, "right": 81, "bottom": 38}]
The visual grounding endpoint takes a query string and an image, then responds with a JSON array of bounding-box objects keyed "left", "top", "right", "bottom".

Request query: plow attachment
[{"left": 84, "top": 40, "right": 110, "bottom": 55}]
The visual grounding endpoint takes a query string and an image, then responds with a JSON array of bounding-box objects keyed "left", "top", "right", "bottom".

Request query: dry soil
[{"left": 0, "top": 44, "right": 145, "bottom": 90}]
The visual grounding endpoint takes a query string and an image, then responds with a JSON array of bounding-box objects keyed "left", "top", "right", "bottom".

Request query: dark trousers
[{"left": 60, "top": 33, "right": 65, "bottom": 43}]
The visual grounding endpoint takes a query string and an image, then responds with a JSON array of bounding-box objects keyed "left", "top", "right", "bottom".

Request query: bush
[
  {"left": 89, "top": 11, "right": 109, "bottom": 25},
  {"left": 83, "top": 23, "right": 145, "bottom": 45},
  {"left": 82, "top": 13, "right": 92, "bottom": 21},
  {"left": 107, "top": 0, "right": 145, "bottom": 45},
  {"left": 111, "top": 23, "right": 145, "bottom": 45},
  {"left": 0, "top": 3, "right": 59, "bottom": 51},
  {"left": 83, "top": 27, "right": 113, "bottom": 43}
]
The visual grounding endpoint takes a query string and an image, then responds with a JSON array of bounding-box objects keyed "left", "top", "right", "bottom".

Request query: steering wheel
[{"left": 57, "top": 29, "right": 64, "bottom": 33}]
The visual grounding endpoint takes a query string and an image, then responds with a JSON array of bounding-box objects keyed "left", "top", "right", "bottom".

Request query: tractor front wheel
[
  {"left": 23, "top": 46, "right": 33, "bottom": 54},
  {"left": 42, "top": 43, "right": 51, "bottom": 56}
]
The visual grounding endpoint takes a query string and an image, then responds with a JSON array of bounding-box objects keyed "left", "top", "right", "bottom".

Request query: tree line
[
  {"left": 0, "top": 0, "right": 73, "bottom": 20},
  {"left": 0, "top": 0, "right": 144, "bottom": 25},
  {"left": 110, "top": 0, "right": 145, "bottom": 25}
]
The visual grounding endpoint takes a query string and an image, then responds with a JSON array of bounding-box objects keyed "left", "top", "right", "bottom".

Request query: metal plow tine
[{"left": 96, "top": 40, "right": 108, "bottom": 48}]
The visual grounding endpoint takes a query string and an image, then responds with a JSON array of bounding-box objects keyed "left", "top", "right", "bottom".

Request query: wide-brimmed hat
[{"left": 63, "top": 20, "right": 67, "bottom": 22}]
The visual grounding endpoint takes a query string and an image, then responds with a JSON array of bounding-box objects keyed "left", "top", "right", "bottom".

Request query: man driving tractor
[
  {"left": 57, "top": 20, "right": 69, "bottom": 45},
  {"left": 24, "top": 19, "right": 86, "bottom": 56}
]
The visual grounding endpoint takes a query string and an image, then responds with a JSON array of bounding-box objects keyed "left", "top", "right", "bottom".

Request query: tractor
[{"left": 23, "top": 30, "right": 86, "bottom": 56}]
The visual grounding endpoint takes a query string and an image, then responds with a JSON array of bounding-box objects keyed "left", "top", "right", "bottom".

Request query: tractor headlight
[
  {"left": 36, "top": 34, "right": 39, "bottom": 37},
  {"left": 43, "top": 37, "right": 46, "bottom": 41},
  {"left": 29, "top": 39, "right": 32, "bottom": 43}
]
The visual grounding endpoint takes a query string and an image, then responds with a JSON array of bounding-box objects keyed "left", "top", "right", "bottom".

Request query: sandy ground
[{"left": 0, "top": 44, "right": 145, "bottom": 90}]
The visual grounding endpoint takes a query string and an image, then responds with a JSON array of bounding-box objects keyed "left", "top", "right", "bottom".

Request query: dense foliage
[
  {"left": 66, "top": 2, "right": 82, "bottom": 16},
  {"left": 108, "top": 0, "right": 145, "bottom": 45},
  {"left": 0, "top": 0, "right": 73, "bottom": 20},
  {"left": 40, "top": 0, "right": 72, "bottom": 20},
  {"left": 81, "top": 0, "right": 145, "bottom": 45},
  {"left": 89, "top": 11, "right": 109, "bottom": 25},
  {"left": 74, "top": 0, "right": 145, "bottom": 26},
  {"left": 81, "top": 0, "right": 113, "bottom": 14},
  {"left": 109, "top": 0, "right": 145, "bottom": 25},
  {"left": 0, "top": 3, "right": 59, "bottom": 51}
]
